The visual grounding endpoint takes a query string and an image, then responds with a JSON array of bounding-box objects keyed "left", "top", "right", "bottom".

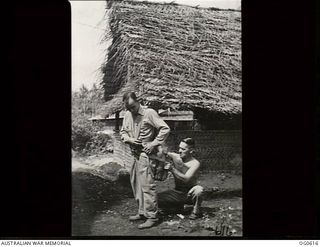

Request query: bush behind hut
[
  {"left": 72, "top": 118, "right": 113, "bottom": 155},
  {"left": 72, "top": 84, "right": 113, "bottom": 155}
]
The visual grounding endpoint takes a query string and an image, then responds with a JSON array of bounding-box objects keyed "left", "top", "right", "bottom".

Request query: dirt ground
[{"left": 72, "top": 154, "right": 242, "bottom": 237}]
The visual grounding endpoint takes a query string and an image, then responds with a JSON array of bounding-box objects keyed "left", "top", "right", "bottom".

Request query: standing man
[
  {"left": 158, "top": 138, "right": 203, "bottom": 219},
  {"left": 120, "top": 92, "right": 170, "bottom": 229}
]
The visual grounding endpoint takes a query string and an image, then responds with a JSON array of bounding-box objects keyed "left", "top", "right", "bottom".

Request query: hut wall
[
  {"left": 113, "top": 130, "right": 241, "bottom": 173},
  {"left": 103, "top": 119, "right": 118, "bottom": 131},
  {"left": 166, "top": 130, "right": 242, "bottom": 172},
  {"left": 113, "top": 132, "right": 134, "bottom": 169}
]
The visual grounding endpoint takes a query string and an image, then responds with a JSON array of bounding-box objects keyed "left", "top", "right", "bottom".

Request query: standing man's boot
[
  {"left": 138, "top": 218, "right": 158, "bottom": 229},
  {"left": 129, "top": 214, "right": 145, "bottom": 221}
]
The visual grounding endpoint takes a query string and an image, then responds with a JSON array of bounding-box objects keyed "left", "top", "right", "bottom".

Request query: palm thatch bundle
[{"left": 100, "top": 0, "right": 241, "bottom": 116}]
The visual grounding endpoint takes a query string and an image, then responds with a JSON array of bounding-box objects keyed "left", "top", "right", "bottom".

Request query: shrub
[{"left": 72, "top": 117, "right": 113, "bottom": 155}]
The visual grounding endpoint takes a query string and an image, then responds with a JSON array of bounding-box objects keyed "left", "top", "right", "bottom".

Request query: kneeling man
[{"left": 159, "top": 138, "right": 203, "bottom": 219}]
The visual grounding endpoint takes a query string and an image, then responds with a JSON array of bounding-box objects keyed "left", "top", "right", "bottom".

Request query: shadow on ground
[{"left": 72, "top": 170, "right": 132, "bottom": 236}]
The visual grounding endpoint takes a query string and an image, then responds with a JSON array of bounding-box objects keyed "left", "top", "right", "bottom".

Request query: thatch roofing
[{"left": 100, "top": 0, "right": 241, "bottom": 116}]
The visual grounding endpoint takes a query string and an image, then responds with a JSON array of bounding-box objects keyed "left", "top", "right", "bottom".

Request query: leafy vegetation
[{"left": 72, "top": 83, "right": 113, "bottom": 155}]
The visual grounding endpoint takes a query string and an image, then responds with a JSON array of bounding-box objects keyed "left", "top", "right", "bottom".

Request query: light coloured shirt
[{"left": 120, "top": 105, "right": 170, "bottom": 146}]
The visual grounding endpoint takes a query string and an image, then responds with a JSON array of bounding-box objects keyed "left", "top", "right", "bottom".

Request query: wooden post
[{"left": 115, "top": 111, "right": 120, "bottom": 132}]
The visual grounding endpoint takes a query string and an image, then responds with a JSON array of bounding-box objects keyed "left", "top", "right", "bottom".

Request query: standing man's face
[
  {"left": 125, "top": 97, "right": 140, "bottom": 115},
  {"left": 179, "top": 141, "right": 192, "bottom": 160}
]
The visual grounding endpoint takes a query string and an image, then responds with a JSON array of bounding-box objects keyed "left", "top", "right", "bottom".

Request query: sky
[
  {"left": 71, "top": 0, "right": 241, "bottom": 91},
  {"left": 71, "top": 1, "right": 108, "bottom": 91}
]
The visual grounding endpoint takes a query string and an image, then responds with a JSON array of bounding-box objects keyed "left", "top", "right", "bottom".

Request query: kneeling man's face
[{"left": 179, "top": 141, "right": 191, "bottom": 159}]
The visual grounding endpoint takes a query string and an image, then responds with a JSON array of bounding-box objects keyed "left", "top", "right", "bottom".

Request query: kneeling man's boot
[
  {"left": 189, "top": 207, "right": 202, "bottom": 220},
  {"left": 189, "top": 212, "right": 202, "bottom": 220},
  {"left": 138, "top": 218, "right": 158, "bottom": 229}
]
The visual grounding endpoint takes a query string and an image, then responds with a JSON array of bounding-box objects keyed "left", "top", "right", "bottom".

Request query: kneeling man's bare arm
[{"left": 167, "top": 153, "right": 200, "bottom": 183}]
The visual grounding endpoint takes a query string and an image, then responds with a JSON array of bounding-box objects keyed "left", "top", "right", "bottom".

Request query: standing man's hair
[
  {"left": 123, "top": 92, "right": 137, "bottom": 103},
  {"left": 182, "top": 137, "right": 195, "bottom": 149}
]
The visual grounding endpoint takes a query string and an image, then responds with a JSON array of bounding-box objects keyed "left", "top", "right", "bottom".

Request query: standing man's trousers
[{"left": 130, "top": 152, "right": 158, "bottom": 219}]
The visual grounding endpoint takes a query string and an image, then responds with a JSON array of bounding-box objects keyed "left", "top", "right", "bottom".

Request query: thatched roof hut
[{"left": 100, "top": 0, "right": 241, "bottom": 119}]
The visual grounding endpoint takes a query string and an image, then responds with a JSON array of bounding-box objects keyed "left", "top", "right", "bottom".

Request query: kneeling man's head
[{"left": 179, "top": 138, "right": 195, "bottom": 160}]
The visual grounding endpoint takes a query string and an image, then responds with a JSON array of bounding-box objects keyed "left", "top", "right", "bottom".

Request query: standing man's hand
[
  {"left": 132, "top": 139, "right": 142, "bottom": 146},
  {"left": 124, "top": 137, "right": 142, "bottom": 146},
  {"left": 143, "top": 142, "right": 157, "bottom": 154}
]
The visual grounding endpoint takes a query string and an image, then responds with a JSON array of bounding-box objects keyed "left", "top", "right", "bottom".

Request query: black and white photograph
[
  {"left": 4, "top": 0, "right": 318, "bottom": 241},
  {"left": 71, "top": 0, "right": 242, "bottom": 237}
]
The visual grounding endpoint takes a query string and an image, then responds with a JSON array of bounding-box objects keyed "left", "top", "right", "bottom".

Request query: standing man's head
[
  {"left": 179, "top": 138, "right": 195, "bottom": 161},
  {"left": 123, "top": 92, "right": 140, "bottom": 115}
]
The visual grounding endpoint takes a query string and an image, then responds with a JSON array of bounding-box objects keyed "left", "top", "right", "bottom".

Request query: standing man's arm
[
  {"left": 143, "top": 109, "right": 170, "bottom": 154},
  {"left": 120, "top": 113, "right": 131, "bottom": 143},
  {"left": 120, "top": 112, "right": 142, "bottom": 145}
]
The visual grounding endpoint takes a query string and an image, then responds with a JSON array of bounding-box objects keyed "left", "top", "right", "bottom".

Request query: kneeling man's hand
[
  {"left": 164, "top": 163, "right": 173, "bottom": 171},
  {"left": 188, "top": 185, "right": 204, "bottom": 199}
]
